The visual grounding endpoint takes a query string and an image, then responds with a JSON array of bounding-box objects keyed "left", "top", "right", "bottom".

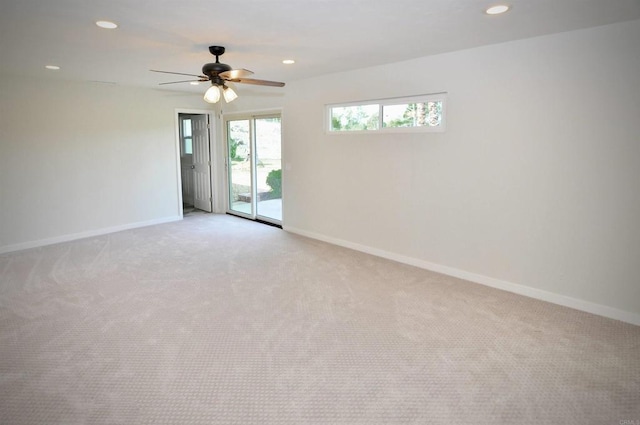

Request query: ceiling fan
[{"left": 151, "top": 46, "right": 285, "bottom": 104}]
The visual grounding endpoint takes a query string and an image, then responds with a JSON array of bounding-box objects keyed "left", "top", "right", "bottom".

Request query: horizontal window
[{"left": 327, "top": 93, "right": 446, "bottom": 134}]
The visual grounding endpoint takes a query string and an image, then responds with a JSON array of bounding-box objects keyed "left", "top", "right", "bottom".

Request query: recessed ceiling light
[
  {"left": 45, "top": 65, "right": 60, "bottom": 70},
  {"left": 96, "top": 20, "right": 118, "bottom": 29},
  {"left": 485, "top": 4, "right": 510, "bottom": 15},
  {"left": 190, "top": 82, "right": 200, "bottom": 85},
  {"left": 282, "top": 59, "right": 295, "bottom": 65}
]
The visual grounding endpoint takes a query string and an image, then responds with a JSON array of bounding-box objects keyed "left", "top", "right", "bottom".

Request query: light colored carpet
[{"left": 1, "top": 213, "right": 638, "bottom": 424}]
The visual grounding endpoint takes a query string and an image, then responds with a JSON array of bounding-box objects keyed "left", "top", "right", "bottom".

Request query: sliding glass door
[
  {"left": 254, "top": 117, "right": 282, "bottom": 221},
  {"left": 227, "top": 114, "right": 282, "bottom": 224}
]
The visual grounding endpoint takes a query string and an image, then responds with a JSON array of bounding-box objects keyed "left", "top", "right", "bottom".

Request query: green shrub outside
[{"left": 266, "top": 169, "right": 282, "bottom": 197}]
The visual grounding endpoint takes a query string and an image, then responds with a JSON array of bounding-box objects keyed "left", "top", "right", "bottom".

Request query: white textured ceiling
[{"left": 1, "top": 0, "right": 639, "bottom": 95}]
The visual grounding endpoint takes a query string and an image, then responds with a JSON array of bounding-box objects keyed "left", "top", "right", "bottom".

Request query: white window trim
[{"left": 326, "top": 92, "right": 447, "bottom": 134}]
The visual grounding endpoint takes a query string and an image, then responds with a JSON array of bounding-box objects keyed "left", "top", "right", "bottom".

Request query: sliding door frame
[{"left": 223, "top": 109, "right": 283, "bottom": 225}]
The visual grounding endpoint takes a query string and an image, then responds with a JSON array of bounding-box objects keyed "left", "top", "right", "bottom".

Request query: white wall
[
  {"left": 0, "top": 77, "right": 209, "bottom": 251},
  {"left": 281, "top": 20, "right": 640, "bottom": 323},
  {"left": 220, "top": 88, "right": 285, "bottom": 115}
]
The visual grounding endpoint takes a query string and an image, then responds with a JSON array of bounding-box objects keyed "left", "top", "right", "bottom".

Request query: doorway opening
[
  {"left": 178, "top": 113, "right": 212, "bottom": 215},
  {"left": 225, "top": 113, "right": 282, "bottom": 225}
]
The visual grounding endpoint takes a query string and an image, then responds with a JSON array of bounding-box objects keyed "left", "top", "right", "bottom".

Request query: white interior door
[{"left": 191, "top": 114, "right": 212, "bottom": 212}]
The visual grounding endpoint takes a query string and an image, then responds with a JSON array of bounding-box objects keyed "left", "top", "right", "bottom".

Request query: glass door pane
[
  {"left": 227, "top": 119, "right": 252, "bottom": 216},
  {"left": 255, "top": 117, "right": 282, "bottom": 222}
]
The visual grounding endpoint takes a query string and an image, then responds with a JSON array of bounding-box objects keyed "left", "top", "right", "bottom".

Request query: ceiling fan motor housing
[{"left": 202, "top": 62, "right": 231, "bottom": 85}]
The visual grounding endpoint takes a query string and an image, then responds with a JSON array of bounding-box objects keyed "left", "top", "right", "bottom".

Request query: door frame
[
  {"left": 178, "top": 114, "right": 196, "bottom": 207},
  {"left": 174, "top": 108, "right": 218, "bottom": 217}
]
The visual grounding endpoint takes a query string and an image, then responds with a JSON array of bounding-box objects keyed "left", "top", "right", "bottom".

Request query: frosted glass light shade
[
  {"left": 223, "top": 86, "right": 238, "bottom": 103},
  {"left": 204, "top": 85, "right": 221, "bottom": 103}
]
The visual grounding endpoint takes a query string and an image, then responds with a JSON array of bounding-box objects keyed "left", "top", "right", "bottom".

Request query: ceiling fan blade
[
  {"left": 150, "top": 69, "right": 206, "bottom": 78},
  {"left": 219, "top": 69, "right": 254, "bottom": 80},
  {"left": 158, "top": 79, "right": 208, "bottom": 85},
  {"left": 228, "top": 78, "right": 285, "bottom": 87}
]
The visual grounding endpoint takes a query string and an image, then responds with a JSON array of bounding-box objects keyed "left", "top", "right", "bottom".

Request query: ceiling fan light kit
[
  {"left": 151, "top": 45, "right": 285, "bottom": 104},
  {"left": 202, "top": 84, "right": 238, "bottom": 104}
]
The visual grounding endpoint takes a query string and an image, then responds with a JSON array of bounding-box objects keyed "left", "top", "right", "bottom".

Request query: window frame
[
  {"left": 326, "top": 93, "right": 447, "bottom": 135},
  {"left": 179, "top": 116, "right": 194, "bottom": 156}
]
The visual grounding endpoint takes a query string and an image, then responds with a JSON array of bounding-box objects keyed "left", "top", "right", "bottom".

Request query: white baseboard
[
  {"left": 0, "top": 216, "right": 182, "bottom": 255},
  {"left": 284, "top": 226, "right": 640, "bottom": 327}
]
